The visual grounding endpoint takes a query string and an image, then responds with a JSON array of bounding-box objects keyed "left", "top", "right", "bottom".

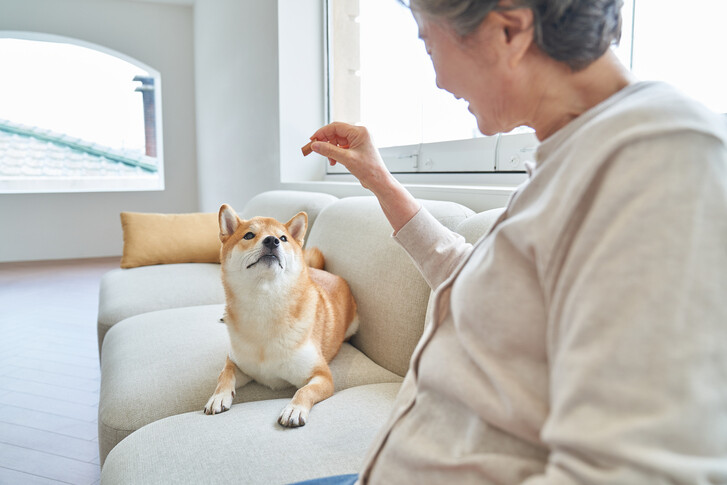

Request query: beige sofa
[{"left": 97, "top": 190, "right": 503, "bottom": 484}]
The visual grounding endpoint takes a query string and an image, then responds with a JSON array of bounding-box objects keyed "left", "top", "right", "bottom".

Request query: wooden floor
[{"left": 0, "top": 257, "right": 120, "bottom": 485}]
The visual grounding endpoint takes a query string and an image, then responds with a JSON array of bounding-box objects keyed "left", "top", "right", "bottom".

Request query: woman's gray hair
[{"left": 406, "top": 0, "right": 623, "bottom": 71}]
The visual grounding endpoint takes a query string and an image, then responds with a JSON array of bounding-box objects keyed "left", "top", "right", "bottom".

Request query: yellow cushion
[{"left": 120, "top": 212, "right": 220, "bottom": 269}]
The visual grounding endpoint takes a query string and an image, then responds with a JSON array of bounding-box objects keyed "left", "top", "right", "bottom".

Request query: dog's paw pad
[
  {"left": 278, "top": 404, "right": 309, "bottom": 428},
  {"left": 204, "top": 392, "right": 234, "bottom": 415}
]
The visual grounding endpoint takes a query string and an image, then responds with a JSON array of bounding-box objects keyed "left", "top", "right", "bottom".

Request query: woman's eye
[
  {"left": 280, "top": 235, "right": 287, "bottom": 242},
  {"left": 243, "top": 232, "right": 255, "bottom": 240}
]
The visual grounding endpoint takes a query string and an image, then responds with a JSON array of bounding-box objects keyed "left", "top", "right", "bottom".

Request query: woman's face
[{"left": 414, "top": 11, "right": 517, "bottom": 135}]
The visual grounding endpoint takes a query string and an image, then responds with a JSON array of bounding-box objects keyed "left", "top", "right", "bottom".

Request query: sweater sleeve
[
  {"left": 393, "top": 206, "right": 473, "bottom": 291},
  {"left": 524, "top": 131, "right": 727, "bottom": 484}
]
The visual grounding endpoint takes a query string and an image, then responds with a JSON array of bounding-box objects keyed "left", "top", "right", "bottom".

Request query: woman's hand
[
  {"left": 308, "top": 122, "right": 421, "bottom": 233},
  {"left": 309, "top": 122, "right": 390, "bottom": 193}
]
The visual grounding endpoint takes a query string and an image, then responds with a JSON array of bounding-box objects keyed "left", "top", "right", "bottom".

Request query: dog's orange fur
[{"left": 203, "top": 204, "right": 358, "bottom": 427}]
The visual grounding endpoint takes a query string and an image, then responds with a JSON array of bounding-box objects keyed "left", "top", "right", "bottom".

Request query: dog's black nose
[{"left": 262, "top": 236, "right": 279, "bottom": 249}]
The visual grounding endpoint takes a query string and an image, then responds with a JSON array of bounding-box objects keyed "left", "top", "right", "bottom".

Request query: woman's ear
[{"left": 489, "top": 7, "right": 535, "bottom": 68}]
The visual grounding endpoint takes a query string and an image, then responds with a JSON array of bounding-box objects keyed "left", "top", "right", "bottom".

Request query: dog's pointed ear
[
  {"left": 285, "top": 212, "right": 308, "bottom": 246},
  {"left": 219, "top": 204, "right": 240, "bottom": 243}
]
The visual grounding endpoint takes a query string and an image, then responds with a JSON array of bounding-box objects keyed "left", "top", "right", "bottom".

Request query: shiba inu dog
[{"left": 204, "top": 204, "right": 358, "bottom": 427}]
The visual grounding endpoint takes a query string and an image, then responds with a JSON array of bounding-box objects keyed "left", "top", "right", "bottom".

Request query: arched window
[{"left": 0, "top": 32, "right": 164, "bottom": 193}]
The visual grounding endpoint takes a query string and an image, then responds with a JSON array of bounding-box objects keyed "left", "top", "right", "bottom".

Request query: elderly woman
[{"left": 305, "top": 0, "right": 727, "bottom": 484}]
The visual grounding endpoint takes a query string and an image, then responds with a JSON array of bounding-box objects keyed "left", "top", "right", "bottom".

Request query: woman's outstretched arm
[{"left": 309, "top": 122, "right": 421, "bottom": 234}]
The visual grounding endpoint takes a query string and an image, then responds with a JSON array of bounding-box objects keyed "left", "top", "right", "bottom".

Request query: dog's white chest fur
[
  {"left": 229, "top": 335, "right": 318, "bottom": 389},
  {"left": 224, "top": 275, "right": 318, "bottom": 390}
]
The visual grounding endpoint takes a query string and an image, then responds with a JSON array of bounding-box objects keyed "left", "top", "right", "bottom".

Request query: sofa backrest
[
  {"left": 240, "top": 190, "right": 339, "bottom": 244},
  {"left": 305, "top": 196, "right": 474, "bottom": 377}
]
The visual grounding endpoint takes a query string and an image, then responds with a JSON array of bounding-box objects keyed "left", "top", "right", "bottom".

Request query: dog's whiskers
[{"left": 242, "top": 249, "right": 264, "bottom": 270}]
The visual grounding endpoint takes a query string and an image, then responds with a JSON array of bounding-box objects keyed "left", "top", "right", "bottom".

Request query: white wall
[
  {"left": 0, "top": 0, "right": 196, "bottom": 262},
  {"left": 194, "top": 0, "right": 281, "bottom": 213},
  {"left": 277, "top": 0, "right": 328, "bottom": 184},
  {"left": 194, "top": 0, "right": 334, "bottom": 213}
]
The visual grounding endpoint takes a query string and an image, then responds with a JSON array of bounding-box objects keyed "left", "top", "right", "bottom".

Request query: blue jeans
[{"left": 289, "top": 474, "right": 358, "bottom": 485}]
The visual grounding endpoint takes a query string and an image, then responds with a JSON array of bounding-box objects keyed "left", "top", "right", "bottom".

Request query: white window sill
[{"left": 0, "top": 176, "right": 164, "bottom": 194}]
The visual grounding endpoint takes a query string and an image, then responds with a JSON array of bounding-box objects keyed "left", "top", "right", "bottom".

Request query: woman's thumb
[{"left": 311, "top": 141, "right": 346, "bottom": 161}]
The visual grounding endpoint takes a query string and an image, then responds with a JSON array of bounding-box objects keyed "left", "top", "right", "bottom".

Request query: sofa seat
[
  {"left": 101, "top": 382, "right": 400, "bottom": 484},
  {"left": 99, "top": 304, "right": 403, "bottom": 464},
  {"left": 97, "top": 263, "right": 225, "bottom": 353}
]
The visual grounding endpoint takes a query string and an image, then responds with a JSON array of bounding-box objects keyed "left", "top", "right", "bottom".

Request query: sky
[{"left": 0, "top": 37, "right": 150, "bottom": 153}]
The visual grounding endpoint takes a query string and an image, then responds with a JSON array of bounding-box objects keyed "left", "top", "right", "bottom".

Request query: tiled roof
[{"left": 0, "top": 119, "right": 158, "bottom": 179}]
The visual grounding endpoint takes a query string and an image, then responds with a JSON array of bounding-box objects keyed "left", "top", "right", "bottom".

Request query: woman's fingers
[
  {"left": 310, "top": 121, "right": 363, "bottom": 147},
  {"left": 307, "top": 122, "right": 390, "bottom": 189},
  {"left": 309, "top": 122, "right": 365, "bottom": 166},
  {"left": 310, "top": 141, "right": 348, "bottom": 163}
]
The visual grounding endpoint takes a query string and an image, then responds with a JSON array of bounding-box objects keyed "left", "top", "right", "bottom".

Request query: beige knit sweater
[{"left": 360, "top": 82, "right": 727, "bottom": 484}]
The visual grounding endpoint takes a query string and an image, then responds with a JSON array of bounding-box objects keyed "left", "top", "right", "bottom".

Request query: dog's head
[{"left": 218, "top": 204, "right": 308, "bottom": 281}]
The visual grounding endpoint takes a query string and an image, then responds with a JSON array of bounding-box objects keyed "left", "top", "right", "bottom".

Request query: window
[
  {"left": 0, "top": 33, "right": 163, "bottom": 194},
  {"left": 326, "top": 0, "right": 538, "bottom": 177},
  {"left": 326, "top": 0, "right": 725, "bottom": 178},
  {"left": 615, "top": 0, "right": 727, "bottom": 114}
]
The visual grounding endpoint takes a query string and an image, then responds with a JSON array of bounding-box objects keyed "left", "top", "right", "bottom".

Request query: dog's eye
[
  {"left": 243, "top": 232, "right": 255, "bottom": 240},
  {"left": 280, "top": 235, "right": 287, "bottom": 242}
]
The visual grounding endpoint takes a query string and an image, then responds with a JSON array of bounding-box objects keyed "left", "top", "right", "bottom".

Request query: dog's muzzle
[{"left": 247, "top": 237, "right": 284, "bottom": 269}]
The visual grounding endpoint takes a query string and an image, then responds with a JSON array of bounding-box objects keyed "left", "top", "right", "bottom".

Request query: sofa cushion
[
  {"left": 97, "top": 263, "right": 225, "bottom": 353},
  {"left": 304, "top": 197, "right": 474, "bottom": 377},
  {"left": 100, "top": 383, "right": 400, "bottom": 484},
  {"left": 98, "top": 305, "right": 402, "bottom": 464},
  {"left": 120, "top": 211, "right": 221, "bottom": 269}
]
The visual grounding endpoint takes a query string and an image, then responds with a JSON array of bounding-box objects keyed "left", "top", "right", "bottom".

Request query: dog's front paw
[
  {"left": 278, "top": 403, "right": 309, "bottom": 428},
  {"left": 204, "top": 390, "right": 234, "bottom": 415}
]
